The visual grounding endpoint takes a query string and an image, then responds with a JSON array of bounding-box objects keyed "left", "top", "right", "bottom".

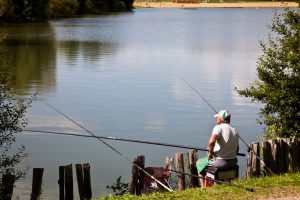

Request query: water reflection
[
  {"left": 57, "top": 41, "right": 118, "bottom": 70},
  {"left": 0, "top": 23, "right": 56, "bottom": 95}
]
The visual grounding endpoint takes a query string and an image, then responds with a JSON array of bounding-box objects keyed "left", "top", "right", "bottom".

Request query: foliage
[
  {"left": 0, "top": 0, "right": 49, "bottom": 22},
  {"left": 0, "top": 0, "right": 132, "bottom": 21},
  {"left": 48, "top": 0, "right": 79, "bottom": 17},
  {"left": 120, "top": 0, "right": 134, "bottom": 11},
  {"left": 236, "top": 3, "right": 300, "bottom": 139},
  {"left": 106, "top": 176, "right": 129, "bottom": 195},
  {"left": 85, "top": 0, "right": 127, "bottom": 13},
  {"left": 101, "top": 172, "right": 300, "bottom": 200},
  {"left": 0, "top": 32, "right": 33, "bottom": 179},
  {"left": 77, "top": 0, "right": 87, "bottom": 14}
]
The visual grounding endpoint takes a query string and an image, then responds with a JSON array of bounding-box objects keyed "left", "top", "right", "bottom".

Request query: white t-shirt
[{"left": 212, "top": 123, "right": 239, "bottom": 160}]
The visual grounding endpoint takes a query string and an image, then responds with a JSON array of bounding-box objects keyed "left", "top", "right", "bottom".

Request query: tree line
[{"left": 0, "top": 0, "right": 134, "bottom": 22}]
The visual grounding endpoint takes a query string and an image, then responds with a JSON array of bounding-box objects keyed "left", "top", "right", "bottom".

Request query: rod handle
[{"left": 237, "top": 152, "right": 246, "bottom": 157}]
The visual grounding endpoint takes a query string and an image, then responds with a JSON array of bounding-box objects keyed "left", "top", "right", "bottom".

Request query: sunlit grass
[{"left": 99, "top": 172, "right": 300, "bottom": 200}]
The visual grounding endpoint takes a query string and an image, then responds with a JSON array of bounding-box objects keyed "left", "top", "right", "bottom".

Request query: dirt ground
[{"left": 133, "top": 1, "right": 298, "bottom": 8}]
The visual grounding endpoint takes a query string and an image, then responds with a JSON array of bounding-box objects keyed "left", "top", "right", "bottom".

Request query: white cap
[{"left": 214, "top": 110, "right": 231, "bottom": 121}]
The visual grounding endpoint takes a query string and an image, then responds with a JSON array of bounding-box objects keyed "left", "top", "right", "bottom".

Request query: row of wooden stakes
[
  {"left": 129, "top": 150, "right": 200, "bottom": 194},
  {"left": 246, "top": 138, "right": 300, "bottom": 177},
  {"left": 0, "top": 163, "right": 92, "bottom": 200},
  {"left": 1, "top": 150, "right": 200, "bottom": 200}
]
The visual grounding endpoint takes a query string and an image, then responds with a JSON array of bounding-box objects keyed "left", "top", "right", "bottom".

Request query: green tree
[
  {"left": 0, "top": 32, "right": 33, "bottom": 180},
  {"left": 0, "top": 0, "right": 49, "bottom": 22},
  {"left": 48, "top": 0, "right": 79, "bottom": 18},
  {"left": 236, "top": 3, "right": 300, "bottom": 138}
]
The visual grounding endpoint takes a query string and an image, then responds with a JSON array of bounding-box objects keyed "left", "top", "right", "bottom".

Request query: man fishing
[{"left": 197, "top": 110, "right": 239, "bottom": 188}]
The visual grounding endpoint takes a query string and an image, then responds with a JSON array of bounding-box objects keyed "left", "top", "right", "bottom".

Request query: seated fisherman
[{"left": 198, "top": 110, "right": 239, "bottom": 188}]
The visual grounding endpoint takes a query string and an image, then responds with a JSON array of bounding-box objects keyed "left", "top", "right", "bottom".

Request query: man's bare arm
[{"left": 207, "top": 134, "right": 218, "bottom": 159}]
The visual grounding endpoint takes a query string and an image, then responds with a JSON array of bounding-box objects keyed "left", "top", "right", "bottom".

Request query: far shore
[{"left": 134, "top": 1, "right": 298, "bottom": 8}]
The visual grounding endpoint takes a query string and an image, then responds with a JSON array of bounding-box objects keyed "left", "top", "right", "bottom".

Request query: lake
[{"left": 1, "top": 7, "right": 279, "bottom": 199}]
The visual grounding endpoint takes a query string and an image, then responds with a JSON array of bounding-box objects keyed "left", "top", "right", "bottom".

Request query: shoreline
[{"left": 134, "top": 1, "right": 298, "bottom": 8}]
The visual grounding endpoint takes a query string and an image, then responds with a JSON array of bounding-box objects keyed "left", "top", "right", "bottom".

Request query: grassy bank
[{"left": 101, "top": 172, "right": 300, "bottom": 200}]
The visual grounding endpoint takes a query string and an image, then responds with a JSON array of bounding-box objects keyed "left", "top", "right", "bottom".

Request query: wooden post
[
  {"left": 165, "top": 156, "right": 173, "bottom": 170},
  {"left": 298, "top": 138, "right": 300, "bottom": 170},
  {"left": 83, "top": 163, "right": 92, "bottom": 199},
  {"left": 59, "top": 166, "right": 65, "bottom": 200},
  {"left": 188, "top": 150, "right": 199, "bottom": 187},
  {"left": 165, "top": 156, "right": 173, "bottom": 183},
  {"left": 1, "top": 174, "right": 15, "bottom": 200},
  {"left": 296, "top": 138, "right": 299, "bottom": 171},
  {"left": 65, "top": 164, "right": 73, "bottom": 200},
  {"left": 129, "top": 157, "right": 138, "bottom": 194},
  {"left": 75, "top": 164, "right": 85, "bottom": 200},
  {"left": 246, "top": 142, "right": 260, "bottom": 178},
  {"left": 175, "top": 152, "right": 185, "bottom": 191},
  {"left": 270, "top": 139, "right": 279, "bottom": 174},
  {"left": 136, "top": 155, "right": 145, "bottom": 195},
  {"left": 291, "top": 138, "right": 299, "bottom": 172},
  {"left": 286, "top": 138, "right": 292, "bottom": 172},
  {"left": 262, "top": 140, "right": 272, "bottom": 175},
  {"left": 129, "top": 155, "right": 145, "bottom": 195},
  {"left": 76, "top": 163, "right": 92, "bottom": 200},
  {"left": 283, "top": 138, "right": 290, "bottom": 173},
  {"left": 30, "top": 168, "right": 44, "bottom": 200},
  {"left": 278, "top": 139, "right": 288, "bottom": 174}
]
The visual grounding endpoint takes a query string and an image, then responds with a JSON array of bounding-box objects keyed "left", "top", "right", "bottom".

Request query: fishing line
[
  {"left": 38, "top": 99, "right": 173, "bottom": 192},
  {"left": 180, "top": 77, "right": 273, "bottom": 175},
  {"left": 181, "top": 78, "right": 218, "bottom": 113},
  {"left": 23, "top": 129, "right": 246, "bottom": 157}
]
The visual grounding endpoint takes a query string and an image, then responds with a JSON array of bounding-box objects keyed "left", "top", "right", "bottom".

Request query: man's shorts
[{"left": 197, "top": 157, "right": 238, "bottom": 175}]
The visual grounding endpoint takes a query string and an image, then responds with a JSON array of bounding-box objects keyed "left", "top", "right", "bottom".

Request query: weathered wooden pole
[
  {"left": 136, "top": 155, "right": 145, "bottom": 195},
  {"left": 291, "top": 138, "right": 299, "bottom": 172},
  {"left": 286, "top": 138, "right": 293, "bottom": 172},
  {"left": 188, "top": 150, "right": 199, "bottom": 187},
  {"left": 129, "top": 157, "right": 138, "bottom": 194},
  {"left": 262, "top": 140, "right": 272, "bottom": 175},
  {"left": 278, "top": 139, "right": 288, "bottom": 173},
  {"left": 1, "top": 174, "right": 15, "bottom": 200},
  {"left": 75, "top": 164, "right": 85, "bottom": 200},
  {"left": 65, "top": 164, "right": 73, "bottom": 200},
  {"left": 83, "top": 163, "right": 92, "bottom": 199},
  {"left": 58, "top": 166, "right": 65, "bottom": 200},
  {"left": 298, "top": 138, "right": 300, "bottom": 171},
  {"left": 175, "top": 152, "right": 185, "bottom": 191},
  {"left": 165, "top": 156, "right": 173, "bottom": 183},
  {"left": 129, "top": 155, "right": 145, "bottom": 195},
  {"left": 30, "top": 168, "right": 44, "bottom": 200},
  {"left": 271, "top": 139, "right": 279, "bottom": 174},
  {"left": 246, "top": 142, "right": 260, "bottom": 178},
  {"left": 76, "top": 163, "right": 92, "bottom": 200}
]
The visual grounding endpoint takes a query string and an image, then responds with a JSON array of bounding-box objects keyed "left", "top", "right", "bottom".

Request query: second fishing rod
[{"left": 23, "top": 129, "right": 246, "bottom": 157}]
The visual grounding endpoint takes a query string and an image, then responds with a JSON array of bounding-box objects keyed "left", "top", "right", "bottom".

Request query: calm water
[{"left": 1, "top": 7, "right": 279, "bottom": 199}]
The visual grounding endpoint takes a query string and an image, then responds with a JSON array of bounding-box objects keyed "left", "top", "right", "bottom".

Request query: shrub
[
  {"left": 48, "top": 0, "right": 79, "bottom": 18},
  {"left": 0, "top": 0, "right": 49, "bottom": 22}
]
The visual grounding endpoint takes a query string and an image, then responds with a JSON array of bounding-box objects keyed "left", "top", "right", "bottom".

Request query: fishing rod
[
  {"left": 22, "top": 129, "right": 246, "bottom": 157},
  {"left": 181, "top": 77, "right": 273, "bottom": 174},
  {"left": 38, "top": 99, "right": 173, "bottom": 192},
  {"left": 167, "top": 168, "right": 254, "bottom": 192}
]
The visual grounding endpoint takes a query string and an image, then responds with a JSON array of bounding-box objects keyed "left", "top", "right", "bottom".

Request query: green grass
[{"left": 100, "top": 172, "right": 300, "bottom": 200}]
